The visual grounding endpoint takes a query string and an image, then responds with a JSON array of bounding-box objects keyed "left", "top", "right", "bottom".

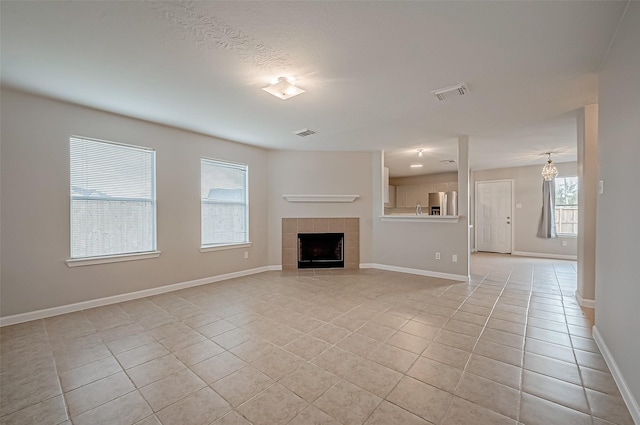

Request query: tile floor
[{"left": 0, "top": 253, "right": 635, "bottom": 425}]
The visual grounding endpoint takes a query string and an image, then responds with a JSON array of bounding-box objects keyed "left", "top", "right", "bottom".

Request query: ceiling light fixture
[
  {"left": 410, "top": 164, "right": 423, "bottom": 168},
  {"left": 541, "top": 153, "right": 559, "bottom": 181},
  {"left": 431, "top": 83, "right": 468, "bottom": 101},
  {"left": 262, "top": 77, "right": 305, "bottom": 100},
  {"left": 417, "top": 149, "right": 424, "bottom": 157}
]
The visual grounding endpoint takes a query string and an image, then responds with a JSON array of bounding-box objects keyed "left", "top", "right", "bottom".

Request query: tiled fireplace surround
[{"left": 282, "top": 218, "right": 360, "bottom": 270}]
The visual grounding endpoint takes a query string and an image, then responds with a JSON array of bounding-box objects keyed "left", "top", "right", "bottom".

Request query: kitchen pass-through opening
[{"left": 298, "top": 233, "right": 344, "bottom": 269}]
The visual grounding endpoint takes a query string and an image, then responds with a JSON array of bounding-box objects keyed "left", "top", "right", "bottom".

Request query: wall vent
[
  {"left": 431, "top": 83, "right": 468, "bottom": 101},
  {"left": 293, "top": 128, "right": 316, "bottom": 137}
]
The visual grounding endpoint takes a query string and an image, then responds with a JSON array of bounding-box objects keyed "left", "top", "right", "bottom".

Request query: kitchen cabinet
[{"left": 385, "top": 185, "right": 395, "bottom": 208}]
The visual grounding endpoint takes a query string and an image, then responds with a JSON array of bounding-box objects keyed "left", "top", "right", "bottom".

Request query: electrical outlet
[
  {"left": 244, "top": 251, "right": 249, "bottom": 259},
  {"left": 452, "top": 254, "right": 458, "bottom": 262},
  {"left": 562, "top": 241, "right": 568, "bottom": 247},
  {"left": 435, "top": 252, "right": 441, "bottom": 260}
]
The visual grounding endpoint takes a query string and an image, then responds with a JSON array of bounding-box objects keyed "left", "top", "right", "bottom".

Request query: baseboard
[
  {"left": 575, "top": 290, "right": 596, "bottom": 309},
  {"left": 593, "top": 326, "right": 640, "bottom": 424},
  {"left": 361, "top": 263, "right": 468, "bottom": 282},
  {"left": 0, "top": 266, "right": 275, "bottom": 327},
  {"left": 511, "top": 251, "right": 577, "bottom": 260}
]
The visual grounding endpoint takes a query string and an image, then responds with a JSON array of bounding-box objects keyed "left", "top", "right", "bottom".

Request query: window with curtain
[
  {"left": 70, "top": 136, "right": 156, "bottom": 259},
  {"left": 201, "top": 158, "right": 248, "bottom": 247},
  {"left": 555, "top": 176, "right": 578, "bottom": 235}
]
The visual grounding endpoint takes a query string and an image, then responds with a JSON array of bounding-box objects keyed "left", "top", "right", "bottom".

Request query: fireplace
[
  {"left": 282, "top": 218, "right": 359, "bottom": 270},
  {"left": 298, "top": 233, "right": 344, "bottom": 269}
]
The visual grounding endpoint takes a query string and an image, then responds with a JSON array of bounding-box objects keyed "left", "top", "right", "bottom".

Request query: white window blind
[
  {"left": 201, "top": 158, "right": 248, "bottom": 247},
  {"left": 70, "top": 136, "right": 156, "bottom": 259}
]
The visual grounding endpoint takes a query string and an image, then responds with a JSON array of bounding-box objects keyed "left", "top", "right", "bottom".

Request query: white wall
[
  {"left": 595, "top": 1, "right": 640, "bottom": 415},
  {"left": 471, "top": 162, "right": 579, "bottom": 258},
  {"left": 0, "top": 89, "right": 270, "bottom": 317},
  {"left": 266, "top": 151, "right": 374, "bottom": 266}
]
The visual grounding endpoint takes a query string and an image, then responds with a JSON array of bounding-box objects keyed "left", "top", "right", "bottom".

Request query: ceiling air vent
[
  {"left": 293, "top": 128, "right": 316, "bottom": 137},
  {"left": 431, "top": 83, "right": 468, "bottom": 101},
  {"left": 440, "top": 159, "right": 456, "bottom": 164}
]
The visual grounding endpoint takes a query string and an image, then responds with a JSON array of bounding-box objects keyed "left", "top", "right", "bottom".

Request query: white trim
[
  {"left": 66, "top": 251, "right": 161, "bottom": 267},
  {"left": 282, "top": 194, "right": 359, "bottom": 203},
  {"left": 379, "top": 215, "right": 460, "bottom": 223},
  {"left": 360, "top": 263, "right": 469, "bottom": 282},
  {"left": 593, "top": 326, "right": 640, "bottom": 425},
  {"left": 0, "top": 266, "right": 273, "bottom": 327},
  {"left": 574, "top": 290, "right": 595, "bottom": 308},
  {"left": 200, "top": 242, "right": 252, "bottom": 253},
  {"left": 511, "top": 251, "right": 577, "bottom": 260}
]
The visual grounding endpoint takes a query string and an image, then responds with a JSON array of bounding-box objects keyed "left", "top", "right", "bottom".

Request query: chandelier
[{"left": 541, "top": 153, "right": 558, "bottom": 181}]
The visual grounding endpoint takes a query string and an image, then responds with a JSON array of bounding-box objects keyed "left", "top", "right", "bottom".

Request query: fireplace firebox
[{"left": 298, "top": 233, "right": 344, "bottom": 269}]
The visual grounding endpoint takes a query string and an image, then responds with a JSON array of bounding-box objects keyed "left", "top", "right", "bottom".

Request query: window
[
  {"left": 555, "top": 176, "right": 578, "bottom": 235},
  {"left": 201, "top": 158, "right": 248, "bottom": 248},
  {"left": 70, "top": 137, "right": 156, "bottom": 259}
]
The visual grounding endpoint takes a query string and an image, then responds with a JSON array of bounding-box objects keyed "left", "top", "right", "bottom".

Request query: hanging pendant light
[{"left": 541, "top": 153, "right": 558, "bottom": 181}]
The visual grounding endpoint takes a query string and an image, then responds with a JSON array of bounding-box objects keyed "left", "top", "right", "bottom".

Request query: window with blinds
[
  {"left": 70, "top": 136, "right": 156, "bottom": 259},
  {"left": 201, "top": 158, "right": 248, "bottom": 247}
]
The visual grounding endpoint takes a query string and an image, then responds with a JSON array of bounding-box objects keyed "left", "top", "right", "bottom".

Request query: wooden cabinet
[{"left": 395, "top": 185, "right": 407, "bottom": 207}]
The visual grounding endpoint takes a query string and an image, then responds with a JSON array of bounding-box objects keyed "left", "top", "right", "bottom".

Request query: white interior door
[{"left": 476, "top": 180, "right": 512, "bottom": 253}]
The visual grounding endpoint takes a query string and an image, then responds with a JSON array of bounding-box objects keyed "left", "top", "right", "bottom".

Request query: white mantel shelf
[{"left": 283, "top": 194, "right": 360, "bottom": 203}]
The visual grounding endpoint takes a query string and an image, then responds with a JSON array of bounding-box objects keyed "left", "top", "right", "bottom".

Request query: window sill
[
  {"left": 66, "top": 251, "right": 161, "bottom": 267},
  {"left": 200, "top": 242, "right": 252, "bottom": 253},
  {"left": 557, "top": 234, "right": 578, "bottom": 238}
]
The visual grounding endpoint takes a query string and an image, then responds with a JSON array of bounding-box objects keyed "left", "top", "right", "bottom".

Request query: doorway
[{"left": 476, "top": 180, "right": 513, "bottom": 253}]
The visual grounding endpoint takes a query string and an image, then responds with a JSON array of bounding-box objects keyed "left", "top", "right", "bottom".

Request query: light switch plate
[{"left": 516, "top": 203, "right": 523, "bottom": 209}]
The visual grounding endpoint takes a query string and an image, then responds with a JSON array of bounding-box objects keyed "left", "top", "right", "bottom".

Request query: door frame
[{"left": 474, "top": 179, "right": 515, "bottom": 253}]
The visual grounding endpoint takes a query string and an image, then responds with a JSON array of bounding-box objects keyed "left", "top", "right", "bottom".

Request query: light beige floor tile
[
  {"left": 133, "top": 415, "right": 162, "bottom": 425},
  {"left": 386, "top": 331, "right": 430, "bottom": 354},
  {"left": 59, "top": 356, "right": 123, "bottom": 392},
  {"left": 486, "top": 318, "right": 525, "bottom": 336},
  {"left": 400, "top": 320, "right": 440, "bottom": 340},
  {"left": 450, "top": 311, "right": 487, "bottom": 326},
  {"left": 524, "top": 338, "right": 575, "bottom": 363},
  {"left": 211, "top": 410, "right": 252, "bottom": 425},
  {"left": 158, "top": 330, "right": 206, "bottom": 352},
  {"left": 336, "top": 332, "right": 380, "bottom": 357},
  {"left": 237, "top": 383, "right": 308, "bottom": 425},
  {"left": 156, "top": 387, "right": 230, "bottom": 425},
  {"left": 367, "top": 343, "right": 418, "bottom": 373},
  {"left": 310, "top": 346, "right": 362, "bottom": 377},
  {"left": 523, "top": 352, "right": 581, "bottom": 385},
  {"left": 526, "top": 326, "right": 572, "bottom": 347},
  {"left": 314, "top": 379, "right": 382, "bottom": 425},
  {"left": 422, "top": 342, "right": 471, "bottom": 370},
  {"left": 106, "top": 332, "right": 155, "bottom": 354},
  {"left": 127, "top": 354, "right": 186, "bottom": 388},
  {"left": 190, "top": 351, "right": 247, "bottom": 384},
  {"left": 574, "top": 349, "right": 609, "bottom": 372},
  {"left": 364, "top": 400, "right": 431, "bottom": 425},
  {"left": 66, "top": 371, "right": 135, "bottom": 417},
  {"left": 479, "top": 328, "right": 523, "bottom": 350},
  {"left": 116, "top": 342, "right": 169, "bottom": 370},
  {"left": 288, "top": 404, "right": 341, "bottom": 425},
  {"left": 466, "top": 354, "right": 521, "bottom": 389},
  {"left": 284, "top": 335, "right": 330, "bottom": 360},
  {"left": 53, "top": 343, "right": 113, "bottom": 372},
  {"left": 519, "top": 392, "right": 591, "bottom": 425},
  {"left": 443, "top": 320, "right": 484, "bottom": 338},
  {"left": 344, "top": 358, "right": 402, "bottom": 398},
  {"left": 355, "top": 322, "right": 396, "bottom": 342},
  {"left": 310, "top": 324, "right": 351, "bottom": 344},
  {"left": 173, "top": 339, "right": 224, "bottom": 366},
  {"left": 472, "top": 339, "right": 523, "bottom": 367},
  {"left": 455, "top": 372, "right": 519, "bottom": 420},
  {"left": 522, "top": 370, "right": 589, "bottom": 413},
  {"left": 251, "top": 348, "right": 305, "bottom": 380},
  {"left": 433, "top": 329, "right": 477, "bottom": 352},
  {"left": 211, "top": 366, "right": 273, "bottom": 407},
  {"left": 280, "top": 362, "right": 340, "bottom": 403},
  {"left": 196, "top": 320, "right": 237, "bottom": 338},
  {"left": 0, "top": 394, "right": 68, "bottom": 425},
  {"left": 229, "top": 338, "right": 277, "bottom": 363},
  {"left": 211, "top": 328, "right": 254, "bottom": 350},
  {"left": 441, "top": 396, "right": 517, "bottom": 425},
  {"left": 585, "top": 389, "right": 635, "bottom": 425},
  {"left": 407, "top": 356, "right": 462, "bottom": 393},
  {"left": 139, "top": 368, "right": 206, "bottom": 411},
  {"left": 580, "top": 367, "right": 621, "bottom": 395},
  {"left": 386, "top": 376, "right": 453, "bottom": 424},
  {"left": 370, "top": 313, "right": 409, "bottom": 330},
  {"left": 72, "top": 391, "right": 152, "bottom": 425}
]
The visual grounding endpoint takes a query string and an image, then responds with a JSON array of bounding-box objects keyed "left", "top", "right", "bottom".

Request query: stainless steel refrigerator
[{"left": 428, "top": 191, "right": 458, "bottom": 216}]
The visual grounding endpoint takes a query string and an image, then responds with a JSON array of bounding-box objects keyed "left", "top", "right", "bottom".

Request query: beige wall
[
  {"left": 471, "top": 162, "right": 578, "bottom": 258},
  {"left": 0, "top": 89, "right": 270, "bottom": 317},
  {"left": 266, "top": 151, "right": 374, "bottom": 267},
  {"left": 595, "top": 1, "right": 640, "bottom": 410},
  {"left": 389, "top": 171, "right": 458, "bottom": 187}
]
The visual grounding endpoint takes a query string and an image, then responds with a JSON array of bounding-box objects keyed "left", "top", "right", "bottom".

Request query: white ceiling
[{"left": 0, "top": 1, "right": 627, "bottom": 175}]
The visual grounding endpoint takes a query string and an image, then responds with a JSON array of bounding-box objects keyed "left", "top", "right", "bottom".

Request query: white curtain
[{"left": 537, "top": 179, "right": 557, "bottom": 238}]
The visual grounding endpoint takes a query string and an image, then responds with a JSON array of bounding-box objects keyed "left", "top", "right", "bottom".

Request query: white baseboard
[
  {"left": 361, "top": 263, "right": 469, "bottom": 282},
  {"left": 511, "top": 251, "right": 577, "bottom": 261},
  {"left": 0, "top": 266, "right": 276, "bottom": 327},
  {"left": 575, "top": 290, "right": 596, "bottom": 309},
  {"left": 593, "top": 326, "right": 640, "bottom": 424}
]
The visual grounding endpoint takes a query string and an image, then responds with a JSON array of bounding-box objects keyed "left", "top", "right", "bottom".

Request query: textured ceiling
[{"left": 0, "top": 1, "right": 627, "bottom": 174}]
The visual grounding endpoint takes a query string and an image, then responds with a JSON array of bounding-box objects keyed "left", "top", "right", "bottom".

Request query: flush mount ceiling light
[
  {"left": 417, "top": 149, "right": 424, "bottom": 157},
  {"left": 262, "top": 77, "right": 305, "bottom": 100},
  {"left": 541, "top": 153, "right": 559, "bottom": 181},
  {"left": 431, "top": 83, "right": 468, "bottom": 101},
  {"left": 410, "top": 164, "right": 423, "bottom": 168}
]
